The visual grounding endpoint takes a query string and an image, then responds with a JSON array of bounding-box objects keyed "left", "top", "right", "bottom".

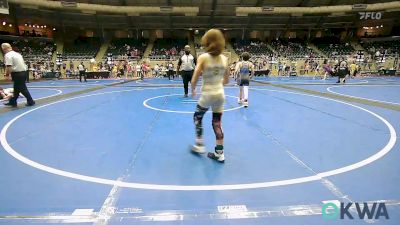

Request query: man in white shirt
[
  {"left": 2, "top": 43, "right": 35, "bottom": 107},
  {"left": 177, "top": 45, "right": 196, "bottom": 97},
  {"left": 136, "top": 63, "right": 141, "bottom": 79},
  {"left": 154, "top": 64, "right": 160, "bottom": 77},
  {"left": 78, "top": 62, "right": 86, "bottom": 82},
  {"left": 167, "top": 62, "right": 174, "bottom": 80}
]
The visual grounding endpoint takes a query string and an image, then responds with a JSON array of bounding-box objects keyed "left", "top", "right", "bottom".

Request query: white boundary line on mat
[
  {"left": 31, "top": 88, "right": 63, "bottom": 101},
  {"left": 27, "top": 80, "right": 124, "bottom": 88},
  {"left": 253, "top": 78, "right": 369, "bottom": 85},
  {"left": 0, "top": 88, "right": 396, "bottom": 191},
  {"left": 0, "top": 88, "right": 62, "bottom": 103},
  {"left": 327, "top": 85, "right": 400, "bottom": 105},
  {"left": 143, "top": 93, "right": 243, "bottom": 113}
]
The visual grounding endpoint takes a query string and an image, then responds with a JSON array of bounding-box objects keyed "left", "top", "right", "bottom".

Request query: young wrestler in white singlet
[{"left": 191, "top": 29, "right": 229, "bottom": 163}]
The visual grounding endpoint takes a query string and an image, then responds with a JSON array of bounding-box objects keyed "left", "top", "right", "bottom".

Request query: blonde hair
[
  {"left": 201, "top": 29, "right": 225, "bottom": 56},
  {"left": 1, "top": 43, "right": 12, "bottom": 51}
]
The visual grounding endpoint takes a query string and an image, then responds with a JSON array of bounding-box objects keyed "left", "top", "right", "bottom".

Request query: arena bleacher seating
[
  {"left": 106, "top": 38, "right": 147, "bottom": 60},
  {"left": 271, "top": 39, "right": 320, "bottom": 59},
  {"left": 149, "top": 38, "right": 187, "bottom": 60},
  {"left": 63, "top": 37, "right": 100, "bottom": 60},
  {"left": 0, "top": 36, "right": 55, "bottom": 62},
  {"left": 233, "top": 39, "right": 272, "bottom": 56},
  {"left": 313, "top": 37, "right": 355, "bottom": 58},
  {"left": 361, "top": 40, "right": 400, "bottom": 57}
]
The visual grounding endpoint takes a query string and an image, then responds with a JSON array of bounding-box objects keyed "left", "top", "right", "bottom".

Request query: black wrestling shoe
[
  {"left": 243, "top": 100, "right": 248, "bottom": 108},
  {"left": 207, "top": 152, "right": 225, "bottom": 163},
  {"left": 25, "top": 101, "right": 35, "bottom": 107},
  {"left": 4, "top": 102, "right": 17, "bottom": 107}
]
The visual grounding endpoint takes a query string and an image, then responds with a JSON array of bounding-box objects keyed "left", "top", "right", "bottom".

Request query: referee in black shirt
[{"left": 177, "top": 45, "right": 196, "bottom": 97}]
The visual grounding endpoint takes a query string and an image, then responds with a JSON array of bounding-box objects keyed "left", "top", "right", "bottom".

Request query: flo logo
[
  {"left": 322, "top": 202, "right": 389, "bottom": 220},
  {"left": 359, "top": 12, "right": 383, "bottom": 20}
]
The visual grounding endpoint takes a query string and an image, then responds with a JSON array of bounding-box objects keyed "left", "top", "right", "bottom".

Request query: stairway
[
  {"left": 52, "top": 38, "right": 64, "bottom": 63},
  {"left": 225, "top": 42, "right": 239, "bottom": 63},
  {"left": 193, "top": 35, "right": 202, "bottom": 57},
  {"left": 95, "top": 40, "right": 110, "bottom": 62},
  {"left": 308, "top": 43, "right": 328, "bottom": 58},
  {"left": 266, "top": 44, "right": 277, "bottom": 54},
  {"left": 142, "top": 39, "right": 155, "bottom": 60},
  {"left": 188, "top": 35, "right": 196, "bottom": 57},
  {"left": 351, "top": 41, "right": 365, "bottom": 51}
]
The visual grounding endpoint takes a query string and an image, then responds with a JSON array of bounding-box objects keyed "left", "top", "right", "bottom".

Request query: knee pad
[
  {"left": 194, "top": 105, "right": 208, "bottom": 123},
  {"left": 212, "top": 113, "right": 224, "bottom": 140}
]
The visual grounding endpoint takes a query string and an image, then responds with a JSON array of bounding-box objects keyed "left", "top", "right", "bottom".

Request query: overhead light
[
  {"left": 380, "top": 25, "right": 383, "bottom": 27},
  {"left": 44, "top": 25, "right": 46, "bottom": 28},
  {"left": 24, "top": 23, "right": 27, "bottom": 26},
  {"left": 41, "top": 26, "right": 43, "bottom": 28},
  {"left": 376, "top": 26, "right": 379, "bottom": 28},
  {"left": 28, "top": 24, "right": 32, "bottom": 27},
  {"left": 2, "top": 22, "right": 6, "bottom": 26},
  {"left": 53, "top": 28, "right": 56, "bottom": 31},
  {"left": 9, "top": 24, "right": 12, "bottom": 27},
  {"left": 370, "top": 27, "right": 373, "bottom": 29}
]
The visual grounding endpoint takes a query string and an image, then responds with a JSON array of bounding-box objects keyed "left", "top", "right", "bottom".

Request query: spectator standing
[{"left": 78, "top": 62, "right": 87, "bottom": 82}]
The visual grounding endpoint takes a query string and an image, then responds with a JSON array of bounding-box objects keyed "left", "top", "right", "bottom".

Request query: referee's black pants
[
  {"left": 79, "top": 70, "right": 87, "bottom": 82},
  {"left": 167, "top": 70, "right": 174, "bottom": 80},
  {"left": 9, "top": 71, "right": 34, "bottom": 105},
  {"left": 182, "top": 70, "right": 193, "bottom": 95}
]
